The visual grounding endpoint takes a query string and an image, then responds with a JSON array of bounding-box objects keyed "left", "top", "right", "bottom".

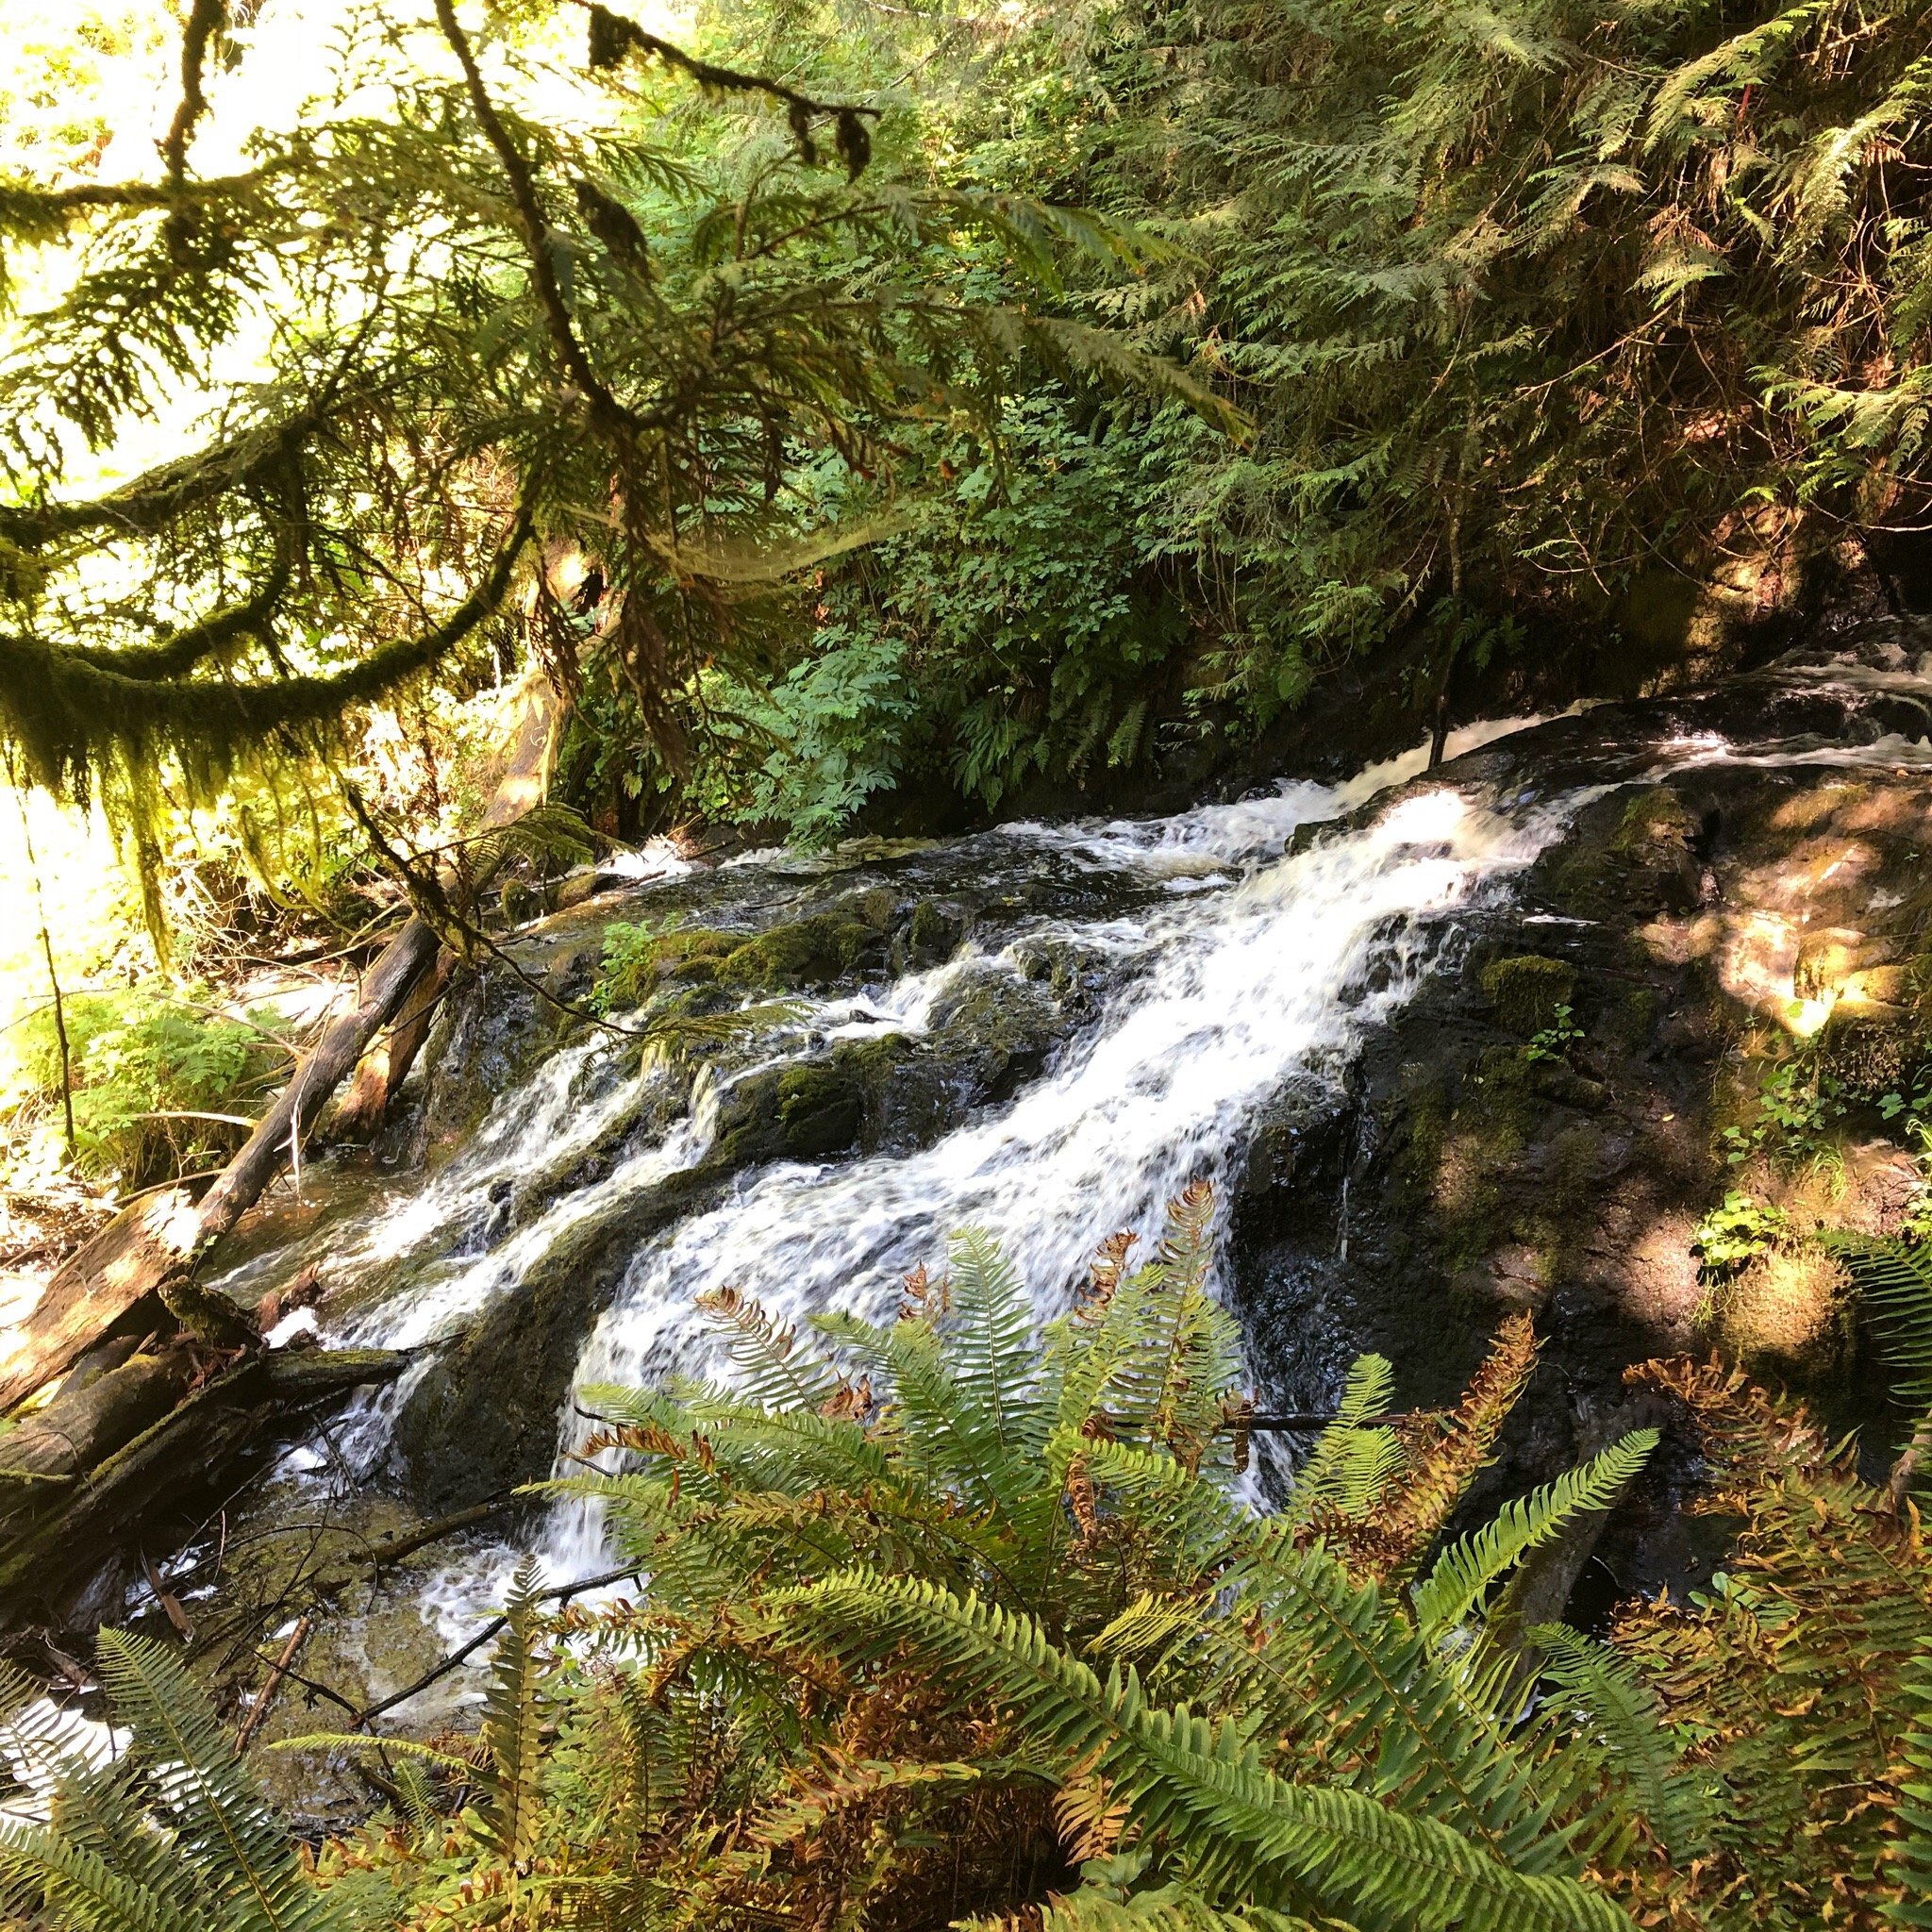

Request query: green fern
[
  {"left": 1819, "top": 1229, "right": 1932, "bottom": 1407},
  {"left": 1526, "top": 1624, "right": 1712, "bottom": 1865},
  {"left": 1411, "top": 1432, "right": 1657, "bottom": 1639},
  {"left": 777, "top": 1571, "right": 1627, "bottom": 1932},
  {"left": 0, "top": 1632, "right": 358, "bottom": 1932}
]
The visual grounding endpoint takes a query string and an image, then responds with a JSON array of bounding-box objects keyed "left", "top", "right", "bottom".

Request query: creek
[{"left": 175, "top": 626, "right": 1932, "bottom": 1750}]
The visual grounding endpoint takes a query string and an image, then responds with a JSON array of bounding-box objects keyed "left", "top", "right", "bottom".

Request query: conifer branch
[
  {"left": 574, "top": 1, "right": 880, "bottom": 177},
  {"left": 431, "top": 0, "right": 638, "bottom": 434},
  {"left": 0, "top": 488, "right": 535, "bottom": 786},
  {"left": 159, "top": 0, "right": 227, "bottom": 202}
]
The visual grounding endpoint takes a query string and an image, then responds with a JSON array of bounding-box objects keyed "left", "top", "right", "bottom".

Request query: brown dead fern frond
[{"left": 1358, "top": 1310, "right": 1539, "bottom": 1578}]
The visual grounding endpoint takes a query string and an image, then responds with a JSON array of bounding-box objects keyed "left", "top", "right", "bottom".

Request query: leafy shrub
[{"left": 5, "top": 984, "right": 288, "bottom": 1187}]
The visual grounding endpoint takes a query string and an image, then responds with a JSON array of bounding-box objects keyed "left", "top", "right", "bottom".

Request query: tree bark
[
  {"left": 328, "top": 950, "right": 451, "bottom": 1140},
  {"left": 0, "top": 1351, "right": 193, "bottom": 1479},
  {"left": 0, "top": 672, "right": 563, "bottom": 1414},
  {"left": 0, "top": 1348, "right": 406, "bottom": 1627}
]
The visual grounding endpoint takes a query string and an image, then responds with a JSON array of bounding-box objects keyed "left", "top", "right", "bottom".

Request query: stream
[
  {"left": 206, "top": 715, "right": 1568, "bottom": 1645},
  {"left": 182, "top": 639, "right": 1932, "bottom": 1736}
]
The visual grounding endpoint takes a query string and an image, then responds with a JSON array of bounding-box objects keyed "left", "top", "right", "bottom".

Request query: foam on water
[{"left": 245, "top": 711, "right": 1577, "bottom": 1641}]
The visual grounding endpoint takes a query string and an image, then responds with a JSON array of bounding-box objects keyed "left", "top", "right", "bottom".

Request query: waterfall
[
  {"left": 541, "top": 784, "right": 1569, "bottom": 1574},
  {"left": 216, "top": 714, "right": 1581, "bottom": 1630}
]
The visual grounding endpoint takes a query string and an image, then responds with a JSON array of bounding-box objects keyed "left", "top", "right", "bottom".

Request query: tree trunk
[
  {"left": 0, "top": 672, "right": 564, "bottom": 1415},
  {"left": 328, "top": 950, "right": 452, "bottom": 1140}
]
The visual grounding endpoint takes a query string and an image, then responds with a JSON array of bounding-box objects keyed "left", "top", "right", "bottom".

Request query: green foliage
[
  {"left": 1410, "top": 1433, "right": 1656, "bottom": 1639},
  {"left": 0, "top": 2, "right": 1229, "bottom": 856},
  {"left": 1720, "top": 1056, "right": 1850, "bottom": 1166},
  {"left": 682, "top": 397, "right": 1193, "bottom": 838},
  {"left": 590, "top": 916, "right": 688, "bottom": 1016},
  {"left": 1607, "top": 1357, "right": 1932, "bottom": 1925},
  {"left": 14, "top": 1195, "right": 1932, "bottom": 1928},
  {"left": 1691, "top": 1190, "right": 1790, "bottom": 1279},
  {"left": 5, "top": 981, "right": 288, "bottom": 1186},
  {"left": 1524, "top": 1006, "right": 1586, "bottom": 1067},
  {"left": 0, "top": 1629, "right": 369, "bottom": 1932}
]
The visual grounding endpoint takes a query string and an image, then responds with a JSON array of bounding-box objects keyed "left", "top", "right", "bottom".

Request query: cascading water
[
  {"left": 188, "top": 641, "right": 1932, "bottom": 1693},
  {"left": 208, "top": 714, "right": 1597, "bottom": 1636},
  {"left": 541, "top": 780, "right": 1574, "bottom": 1575}
]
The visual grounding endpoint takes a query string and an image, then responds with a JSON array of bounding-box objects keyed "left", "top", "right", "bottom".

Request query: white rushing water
[
  {"left": 538, "top": 741, "right": 1580, "bottom": 1576},
  {"left": 234, "top": 716, "right": 1583, "bottom": 1624}
]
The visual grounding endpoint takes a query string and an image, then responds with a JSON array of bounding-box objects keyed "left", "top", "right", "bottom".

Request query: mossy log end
[{"left": 0, "top": 1347, "right": 406, "bottom": 1629}]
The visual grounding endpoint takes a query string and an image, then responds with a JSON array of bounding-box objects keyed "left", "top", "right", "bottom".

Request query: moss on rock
[
  {"left": 907, "top": 898, "right": 966, "bottom": 966},
  {"left": 1479, "top": 954, "right": 1576, "bottom": 1035},
  {"left": 1541, "top": 785, "right": 1700, "bottom": 920},
  {"left": 715, "top": 914, "right": 880, "bottom": 991}
]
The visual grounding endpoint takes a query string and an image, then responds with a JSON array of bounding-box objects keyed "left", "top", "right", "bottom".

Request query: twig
[
  {"left": 358, "top": 1493, "right": 522, "bottom": 1570},
  {"left": 236, "top": 1616, "right": 312, "bottom": 1752},
  {"left": 140, "top": 1551, "right": 196, "bottom": 1643},
  {"left": 351, "top": 1563, "right": 642, "bottom": 1726}
]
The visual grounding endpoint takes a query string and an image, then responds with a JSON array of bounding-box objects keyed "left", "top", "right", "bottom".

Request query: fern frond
[
  {"left": 1889, "top": 1629, "right": 1932, "bottom": 1926},
  {"left": 477, "top": 1558, "right": 546, "bottom": 1867},
  {"left": 92, "top": 1629, "right": 340, "bottom": 1932},
  {"left": 1818, "top": 1230, "right": 1932, "bottom": 1406},
  {"left": 1527, "top": 1624, "right": 1710, "bottom": 1865},
  {"left": 944, "top": 1226, "right": 1047, "bottom": 1460},
  {"left": 694, "top": 1287, "right": 843, "bottom": 1411},
  {"left": 1411, "top": 1432, "right": 1657, "bottom": 1638},
  {"left": 1367, "top": 1314, "right": 1540, "bottom": 1579},
  {"left": 1283, "top": 1355, "right": 1403, "bottom": 1526},
  {"left": 0, "top": 1822, "right": 210, "bottom": 1932},
  {"left": 777, "top": 1571, "right": 1626, "bottom": 1932}
]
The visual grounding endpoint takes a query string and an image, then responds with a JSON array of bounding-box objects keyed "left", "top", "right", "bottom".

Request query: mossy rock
[
  {"left": 1479, "top": 954, "right": 1575, "bottom": 1036},
  {"left": 1607, "top": 788, "right": 1696, "bottom": 864},
  {"left": 840, "top": 887, "right": 900, "bottom": 931},
  {"left": 715, "top": 915, "right": 881, "bottom": 992},
  {"left": 1707, "top": 1246, "right": 1855, "bottom": 1385},
  {"left": 597, "top": 926, "right": 740, "bottom": 1008},
  {"left": 1541, "top": 785, "right": 1699, "bottom": 920},
  {"left": 711, "top": 1036, "right": 915, "bottom": 1166},
  {"left": 907, "top": 898, "right": 967, "bottom": 966}
]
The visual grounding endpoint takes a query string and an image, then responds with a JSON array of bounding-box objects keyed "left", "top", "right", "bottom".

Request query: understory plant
[
  {"left": 2, "top": 1188, "right": 1928, "bottom": 1928},
  {"left": 3, "top": 983, "right": 291, "bottom": 1190}
]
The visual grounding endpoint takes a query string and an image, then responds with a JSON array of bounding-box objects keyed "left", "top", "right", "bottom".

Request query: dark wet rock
[
  {"left": 1235, "top": 625, "right": 1932, "bottom": 1598},
  {"left": 714, "top": 914, "right": 885, "bottom": 992},
  {"left": 392, "top": 1167, "right": 724, "bottom": 1508},
  {"left": 904, "top": 897, "right": 968, "bottom": 968}
]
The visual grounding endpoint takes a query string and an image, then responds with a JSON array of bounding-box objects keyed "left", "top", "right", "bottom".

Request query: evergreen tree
[{"left": 0, "top": 0, "right": 1226, "bottom": 843}]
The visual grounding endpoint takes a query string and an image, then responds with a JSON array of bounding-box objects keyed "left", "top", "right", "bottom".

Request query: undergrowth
[{"left": 2, "top": 1187, "right": 1928, "bottom": 1927}]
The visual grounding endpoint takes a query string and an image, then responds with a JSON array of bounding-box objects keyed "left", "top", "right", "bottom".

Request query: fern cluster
[
  {"left": 7, "top": 1188, "right": 1930, "bottom": 1927},
  {"left": 1, "top": 1187, "right": 1667, "bottom": 1930}
]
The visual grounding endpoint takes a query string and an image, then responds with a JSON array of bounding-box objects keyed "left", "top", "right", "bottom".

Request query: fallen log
[
  {"left": 0, "top": 1191, "right": 205, "bottom": 1414},
  {"left": 0, "top": 1350, "right": 193, "bottom": 1480},
  {"left": 327, "top": 950, "right": 451, "bottom": 1140},
  {"left": 0, "top": 1347, "right": 407, "bottom": 1628},
  {"left": 0, "top": 672, "right": 563, "bottom": 1413}
]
